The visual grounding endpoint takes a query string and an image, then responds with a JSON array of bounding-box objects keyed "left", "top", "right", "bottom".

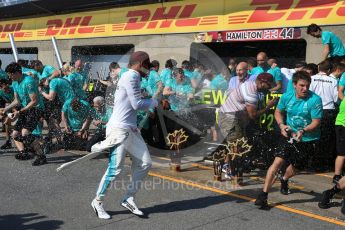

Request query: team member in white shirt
[
  {"left": 309, "top": 59, "right": 338, "bottom": 169},
  {"left": 310, "top": 60, "right": 338, "bottom": 110},
  {"left": 90, "top": 51, "right": 158, "bottom": 219}
]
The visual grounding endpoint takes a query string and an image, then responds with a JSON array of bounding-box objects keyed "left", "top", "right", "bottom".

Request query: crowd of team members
[
  {"left": 0, "top": 59, "right": 113, "bottom": 166},
  {"left": 0, "top": 47, "right": 345, "bottom": 213}
]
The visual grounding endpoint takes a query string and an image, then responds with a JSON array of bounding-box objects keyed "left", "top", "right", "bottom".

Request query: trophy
[{"left": 166, "top": 129, "right": 188, "bottom": 171}]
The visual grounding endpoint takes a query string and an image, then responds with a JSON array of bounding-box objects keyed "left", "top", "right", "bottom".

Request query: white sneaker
[
  {"left": 91, "top": 199, "right": 111, "bottom": 219},
  {"left": 121, "top": 197, "right": 144, "bottom": 216}
]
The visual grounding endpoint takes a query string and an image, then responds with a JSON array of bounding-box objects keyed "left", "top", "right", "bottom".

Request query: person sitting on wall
[{"left": 307, "top": 23, "right": 345, "bottom": 61}]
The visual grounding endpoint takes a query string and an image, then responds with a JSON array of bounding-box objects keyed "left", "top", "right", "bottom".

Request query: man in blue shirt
[
  {"left": 255, "top": 70, "right": 323, "bottom": 209},
  {"left": 228, "top": 62, "right": 257, "bottom": 91},
  {"left": 1, "top": 62, "right": 46, "bottom": 166},
  {"left": 307, "top": 24, "right": 345, "bottom": 60}
]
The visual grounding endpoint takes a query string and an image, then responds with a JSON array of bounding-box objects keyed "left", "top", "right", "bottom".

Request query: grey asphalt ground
[{"left": 0, "top": 137, "right": 344, "bottom": 230}]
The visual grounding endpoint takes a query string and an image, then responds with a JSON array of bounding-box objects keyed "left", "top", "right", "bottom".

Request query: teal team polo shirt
[
  {"left": 277, "top": 91, "right": 323, "bottom": 142},
  {"left": 322, "top": 31, "right": 345, "bottom": 57}
]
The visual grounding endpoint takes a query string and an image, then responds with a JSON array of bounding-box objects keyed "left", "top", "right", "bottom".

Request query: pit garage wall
[
  {"left": 0, "top": 25, "right": 345, "bottom": 69},
  {"left": 0, "top": 33, "right": 193, "bottom": 70}
]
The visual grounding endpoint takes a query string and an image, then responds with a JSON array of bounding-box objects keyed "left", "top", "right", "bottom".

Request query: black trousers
[{"left": 86, "top": 129, "right": 106, "bottom": 152}]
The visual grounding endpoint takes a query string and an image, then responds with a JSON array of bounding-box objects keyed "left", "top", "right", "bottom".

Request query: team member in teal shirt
[
  {"left": 0, "top": 79, "right": 14, "bottom": 149},
  {"left": 190, "top": 63, "right": 204, "bottom": 90},
  {"left": 160, "top": 59, "right": 175, "bottom": 86},
  {"left": 210, "top": 73, "right": 228, "bottom": 92},
  {"left": 182, "top": 60, "right": 193, "bottom": 82},
  {"left": 0, "top": 59, "right": 8, "bottom": 80},
  {"left": 339, "top": 73, "right": 345, "bottom": 100},
  {"left": 0, "top": 69, "right": 7, "bottom": 80},
  {"left": 251, "top": 53, "right": 283, "bottom": 92},
  {"left": 147, "top": 60, "right": 163, "bottom": 98},
  {"left": 0, "top": 79, "right": 14, "bottom": 103},
  {"left": 65, "top": 71, "right": 87, "bottom": 100},
  {"left": 1, "top": 62, "right": 46, "bottom": 165},
  {"left": 255, "top": 70, "right": 323, "bottom": 209},
  {"left": 32, "top": 60, "right": 60, "bottom": 80},
  {"left": 307, "top": 24, "right": 345, "bottom": 60},
  {"left": 40, "top": 75, "right": 75, "bottom": 104},
  {"left": 163, "top": 68, "right": 194, "bottom": 112},
  {"left": 61, "top": 98, "right": 93, "bottom": 150}
]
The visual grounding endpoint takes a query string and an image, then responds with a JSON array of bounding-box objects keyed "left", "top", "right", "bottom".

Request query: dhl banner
[{"left": 1, "top": 0, "right": 345, "bottom": 43}]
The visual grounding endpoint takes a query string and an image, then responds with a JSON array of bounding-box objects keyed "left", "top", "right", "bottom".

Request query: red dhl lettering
[
  {"left": 45, "top": 16, "right": 94, "bottom": 36},
  {"left": 124, "top": 4, "right": 198, "bottom": 30},
  {"left": 247, "top": 0, "right": 344, "bottom": 23},
  {"left": 0, "top": 23, "right": 23, "bottom": 38}
]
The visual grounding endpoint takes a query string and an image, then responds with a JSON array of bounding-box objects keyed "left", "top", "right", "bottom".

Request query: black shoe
[
  {"left": 318, "top": 189, "right": 334, "bottom": 209},
  {"left": 341, "top": 199, "right": 345, "bottom": 215},
  {"left": 14, "top": 152, "right": 23, "bottom": 160},
  {"left": 280, "top": 179, "right": 290, "bottom": 195},
  {"left": 15, "top": 152, "right": 32, "bottom": 160},
  {"left": 0, "top": 140, "right": 12, "bottom": 149},
  {"left": 32, "top": 155, "right": 47, "bottom": 166},
  {"left": 333, "top": 175, "right": 342, "bottom": 185},
  {"left": 255, "top": 192, "right": 269, "bottom": 209},
  {"left": 43, "top": 142, "right": 52, "bottom": 155}
]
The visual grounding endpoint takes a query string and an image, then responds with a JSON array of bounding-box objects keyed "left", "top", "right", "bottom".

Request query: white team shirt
[
  {"left": 309, "top": 72, "right": 338, "bottom": 110},
  {"left": 280, "top": 68, "right": 296, "bottom": 93}
]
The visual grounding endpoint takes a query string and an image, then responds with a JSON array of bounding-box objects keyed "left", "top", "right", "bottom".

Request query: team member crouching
[
  {"left": 90, "top": 51, "right": 157, "bottom": 219},
  {"left": 61, "top": 97, "right": 93, "bottom": 150},
  {"left": 0, "top": 62, "right": 46, "bottom": 166},
  {"left": 255, "top": 71, "right": 323, "bottom": 208},
  {"left": 86, "top": 96, "right": 112, "bottom": 152}
]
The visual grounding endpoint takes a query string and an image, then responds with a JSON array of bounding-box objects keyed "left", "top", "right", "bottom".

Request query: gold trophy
[{"left": 166, "top": 129, "right": 188, "bottom": 171}]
